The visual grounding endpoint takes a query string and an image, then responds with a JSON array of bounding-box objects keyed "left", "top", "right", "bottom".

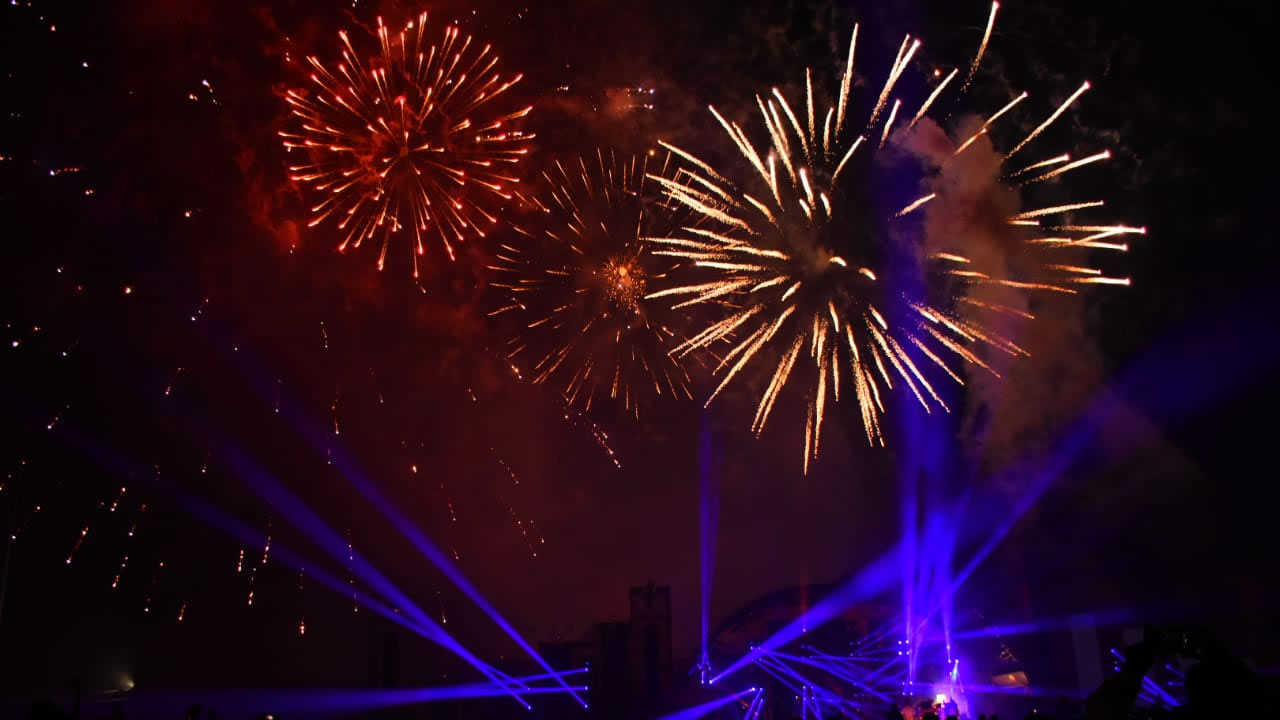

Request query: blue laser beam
[
  {"left": 219, "top": 443, "right": 529, "bottom": 708},
  {"left": 324, "top": 439, "right": 587, "bottom": 707},
  {"left": 654, "top": 688, "right": 756, "bottom": 720},
  {"left": 711, "top": 546, "right": 901, "bottom": 683}
]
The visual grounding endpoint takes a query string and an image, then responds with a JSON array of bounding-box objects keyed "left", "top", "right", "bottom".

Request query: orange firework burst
[
  {"left": 650, "top": 2, "right": 1140, "bottom": 472},
  {"left": 280, "top": 13, "right": 532, "bottom": 277},
  {"left": 488, "top": 150, "right": 695, "bottom": 417}
]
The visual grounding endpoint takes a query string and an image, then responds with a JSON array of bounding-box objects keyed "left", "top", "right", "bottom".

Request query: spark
[
  {"left": 908, "top": 69, "right": 956, "bottom": 131},
  {"left": 127, "top": 502, "right": 146, "bottom": 537},
  {"left": 347, "top": 528, "right": 359, "bottom": 612},
  {"left": 112, "top": 555, "right": 128, "bottom": 588},
  {"left": 164, "top": 367, "right": 184, "bottom": 396},
  {"left": 331, "top": 382, "right": 340, "bottom": 435},
  {"left": 494, "top": 453, "right": 540, "bottom": 558},
  {"left": 953, "top": 128, "right": 987, "bottom": 156},
  {"left": 298, "top": 568, "right": 307, "bottom": 634},
  {"left": 189, "top": 297, "right": 209, "bottom": 322},
  {"left": 1006, "top": 81, "right": 1091, "bottom": 159},
  {"left": 879, "top": 99, "right": 902, "bottom": 147},
  {"left": 434, "top": 475, "right": 463, "bottom": 560},
  {"left": 490, "top": 150, "right": 694, "bottom": 417},
  {"left": 280, "top": 12, "right": 533, "bottom": 277},
  {"left": 1013, "top": 200, "right": 1104, "bottom": 219},
  {"left": 262, "top": 521, "right": 272, "bottom": 565},
  {"left": 560, "top": 404, "right": 622, "bottom": 468},
  {"left": 895, "top": 194, "right": 936, "bottom": 218},
  {"left": 144, "top": 561, "right": 164, "bottom": 614},
  {"left": 46, "top": 404, "right": 69, "bottom": 430},
  {"left": 12, "top": 505, "right": 42, "bottom": 541},
  {"left": 1020, "top": 150, "right": 1111, "bottom": 185},
  {"left": 962, "top": 1, "right": 1000, "bottom": 93},
  {"left": 651, "top": 3, "right": 1135, "bottom": 469}
]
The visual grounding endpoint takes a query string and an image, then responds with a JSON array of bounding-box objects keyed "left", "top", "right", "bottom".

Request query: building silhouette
[
  {"left": 536, "top": 581, "right": 673, "bottom": 719},
  {"left": 629, "top": 582, "right": 673, "bottom": 715}
]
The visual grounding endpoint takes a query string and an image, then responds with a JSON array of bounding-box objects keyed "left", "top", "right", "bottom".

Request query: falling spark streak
[
  {"left": 1071, "top": 276, "right": 1131, "bottom": 286},
  {"left": 112, "top": 555, "right": 128, "bottom": 588},
  {"left": 12, "top": 504, "right": 42, "bottom": 541},
  {"left": 836, "top": 25, "right": 858, "bottom": 134},
  {"left": 953, "top": 128, "right": 987, "bottom": 156},
  {"left": 1046, "top": 264, "right": 1103, "bottom": 275},
  {"left": 982, "top": 91, "right": 1029, "bottom": 130},
  {"left": 554, "top": 403, "right": 622, "bottom": 468},
  {"left": 262, "top": 515, "right": 273, "bottom": 566},
  {"left": 108, "top": 487, "right": 126, "bottom": 513},
  {"left": 1014, "top": 200, "right": 1104, "bottom": 219},
  {"left": 1021, "top": 150, "right": 1111, "bottom": 185},
  {"left": 164, "top": 367, "right": 184, "bottom": 396},
  {"left": 963, "top": 1, "right": 1000, "bottom": 93},
  {"left": 66, "top": 527, "right": 89, "bottom": 564},
  {"left": 959, "top": 296, "right": 1035, "bottom": 320},
  {"left": 895, "top": 194, "right": 936, "bottom": 218},
  {"left": 347, "top": 528, "right": 359, "bottom": 612},
  {"left": 298, "top": 568, "right": 307, "bottom": 634},
  {"left": 908, "top": 69, "right": 956, "bottom": 131},
  {"left": 650, "top": 2, "right": 1134, "bottom": 468},
  {"left": 1006, "top": 81, "right": 1092, "bottom": 159},
  {"left": 494, "top": 453, "right": 540, "bottom": 558},
  {"left": 1050, "top": 224, "right": 1147, "bottom": 235},
  {"left": 879, "top": 99, "right": 902, "bottom": 147},
  {"left": 46, "top": 405, "right": 69, "bottom": 431},
  {"left": 1010, "top": 157, "right": 1071, "bottom": 183},
  {"left": 869, "top": 37, "right": 921, "bottom": 129},
  {"left": 490, "top": 150, "right": 694, "bottom": 416},
  {"left": 331, "top": 383, "right": 340, "bottom": 435},
  {"left": 281, "top": 12, "right": 532, "bottom": 276},
  {"left": 143, "top": 561, "right": 163, "bottom": 614}
]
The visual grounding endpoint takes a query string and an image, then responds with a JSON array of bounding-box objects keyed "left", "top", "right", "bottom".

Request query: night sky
[{"left": 1, "top": 0, "right": 1276, "bottom": 706}]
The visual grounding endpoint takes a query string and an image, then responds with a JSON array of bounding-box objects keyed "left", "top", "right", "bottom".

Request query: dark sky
[{"left": 1, "top": 0, "right": 1276, "bottom": 703}]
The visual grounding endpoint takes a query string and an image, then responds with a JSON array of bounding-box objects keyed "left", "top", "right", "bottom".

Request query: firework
[
  {"left": 650, "top": 2, "right": 1138, "bottom": 472},
  {"left": 488, "top": 149, "right": 695, "bottom": 417},
  {"left": 280, "top": 13, "right": 532, "bottom": 277}
]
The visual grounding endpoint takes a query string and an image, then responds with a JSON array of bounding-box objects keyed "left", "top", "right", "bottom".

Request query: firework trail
[
  {"left": 281, "top": 12, "right": 533, "bottom": 277},
  {"left": 488, "top": 149, "right": 695, "bottom": 417},
  {"left": 649, "top": 2, "right": 1138, "bottom": 472}
]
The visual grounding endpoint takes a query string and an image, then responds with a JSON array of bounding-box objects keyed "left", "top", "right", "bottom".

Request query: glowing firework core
[
  {"left": 604, "top": 257, "right": 647, "bottom": 313},
  {"left": 489, "top": 151, "right": 694, "bottom": 416}
]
